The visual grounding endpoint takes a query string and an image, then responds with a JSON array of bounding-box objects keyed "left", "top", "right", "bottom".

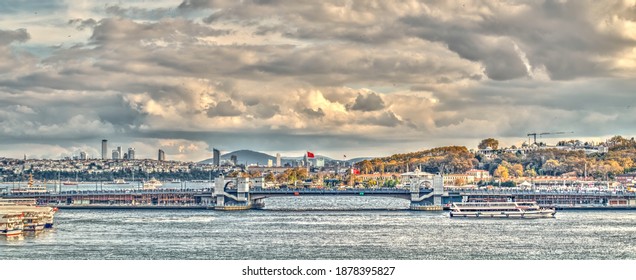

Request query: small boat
[
  {"left": 450, "top": 201, "right": 556, "bottom": 218},
  {"left": 62, "top": 180, "right": 78, "bottom": 186},
  {"left": 106, "top": 179, "right": 127, "bottom": 185}
]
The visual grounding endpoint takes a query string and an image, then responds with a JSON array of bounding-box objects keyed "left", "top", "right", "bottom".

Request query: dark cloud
[
  {"left": 207, "top": 100, "right": 242, "bottom": 117},
  {"left": 68, "top": 18, "right": 97, "bottom": 31},
  {"left": 300, "top": 107, "right": 325, "bottom": 118},
  {"left": 0, "top": 28, "right": 30, "bottom": 45},
  {"left": 104, "top": 5, "right": 178, "bottom": 20},
  {"left": 349, "top": 92, "right": 385, "bottom": 112},
  {"left": 365, "top": 111, "right": 402, "bottom": 127}
]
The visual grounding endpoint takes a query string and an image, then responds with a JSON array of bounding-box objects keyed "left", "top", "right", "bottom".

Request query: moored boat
[
  {"left": 0, "top": 212, "right": 24, "bottom": 236},
  {"left": 143, "top": 177, "right": 163, "bottom": 190},
  {"left": 10, "top": 175, "right": 48, "bottom": 194},
  {"left": 0, "top": 199, "right": 58, "bottom": 232},
  {"left": 106, "top": 179, "right": 127, "bottom": 185},
  {"left": 450, "top": 201, "right": 556, "bottom": 218}
]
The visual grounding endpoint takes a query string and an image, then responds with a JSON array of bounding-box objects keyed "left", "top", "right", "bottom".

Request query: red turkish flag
[{"left": 307, "top": 151, "right": 315, "bottom": 158}]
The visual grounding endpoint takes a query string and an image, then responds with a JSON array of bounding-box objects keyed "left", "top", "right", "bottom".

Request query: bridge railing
[{"left": 2, "top": 188, "right": 213, "bottom": 197}]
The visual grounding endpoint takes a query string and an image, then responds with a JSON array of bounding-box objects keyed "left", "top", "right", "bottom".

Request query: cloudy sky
[{"left": 1, "top": 0, "right": 635, "bottom": 161}]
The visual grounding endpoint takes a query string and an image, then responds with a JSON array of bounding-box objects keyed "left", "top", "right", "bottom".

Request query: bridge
[
  {"left": 0, "top": 174, "right": 451, "bottom": 210},
  {"left": 3, "top": 175, "right": 636, "bottom": 210}
]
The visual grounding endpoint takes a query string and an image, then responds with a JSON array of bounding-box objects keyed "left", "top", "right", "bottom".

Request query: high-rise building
[
  {"left": 158, "top": 149, "right": 165, "bottom": 161},
  {"left": 123, "top": 153, "right": 128, "bottom": 160},
  {"left": 116, "top": 146, "right": 122, "bottom": 159},
  {"left": 213, "top": 148, "right": 220, "bottom": 166},
  {"left": 128, "top": 148, "right": 135, "bottom": 160},
  {"left": 267, "top": 159, "right": 273, "bottom": 167},
  {"left": 79, "top": 151, "right": 87, "bottom": 160},
  {"left": 230, "top": 155, "right": 238, "bottom": 166},
  {"left": 101, "top": 139, "right": 108, "bottom": 159},
  {"left": 112, "top": 149, "right": 120, "bottom": 160},
  {"left": 315, "top": 158, "right": 324, "bottom": 168},
  {"left": 276, "top": 153, "right": 281, "bottom": 167}
]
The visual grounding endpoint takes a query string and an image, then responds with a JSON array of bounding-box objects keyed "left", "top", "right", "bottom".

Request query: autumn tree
[
  {"left": 264, "top": 172, "right": 275, "bottom": 182},
  {"left": 511, "top": 164, "right": 524, "bottom": 177},
  {"left": 478, "top": 138, "right": 499, "bottom": 150},
  {"left": 542, "top": 159, "right": 561, "bottom": 176},
  {"left": 494, "top": 165, "right": 510, "bottom": 181}
]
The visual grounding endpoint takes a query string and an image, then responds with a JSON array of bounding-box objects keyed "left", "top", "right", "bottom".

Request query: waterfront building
[
  {"left": 158, "top": 149, "right": 165, "bottom": 161},
  {"left": 101, "top": 139, "right": 107, "bottom": 160},
  {"left": 466, "top": 169, "right": 492, "bottom": 181},
  {"left": 276, "top": 153, "right": 281, "bottom": 167},
  {"left": 315, "top": 158, "right": 324, "bottom": 168},
  {"left": 267, "top": 159, "right": 273, "bottom": 167},
  {"left": 213, "top": 149, "right": 220, "bottom": 166},
  {"left": 443, "top": 174, "right": 475, "bottom": 186}
]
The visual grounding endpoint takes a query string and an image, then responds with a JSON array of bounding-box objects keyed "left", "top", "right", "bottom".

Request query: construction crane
[{"left": 527, "top": 131, "right": 574, "bottom": 144}]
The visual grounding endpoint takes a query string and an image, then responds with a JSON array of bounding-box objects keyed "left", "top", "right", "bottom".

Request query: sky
[{"left": 0, "top": 0, "right": 635, "bottom": 161}]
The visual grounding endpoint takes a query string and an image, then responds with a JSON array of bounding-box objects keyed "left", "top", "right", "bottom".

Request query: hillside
[{"left": 200, "top": 150, "right": 275, "bottom": 165}]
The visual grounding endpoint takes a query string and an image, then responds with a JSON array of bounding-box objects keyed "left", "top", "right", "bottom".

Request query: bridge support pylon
[
  {"left": 209, "top": 176, "right": 262, "bottom": 210},
  {"left": 408, "top": 174, "right": 444, "bottom": 211}
]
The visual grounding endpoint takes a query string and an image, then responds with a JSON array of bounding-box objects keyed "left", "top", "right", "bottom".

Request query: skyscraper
[
  {"left": 230, "top": 155, "right": 238, "bottom": 166},
  {"left": 128, "top": 148, "right": 135, "bottom": 160},
  {"left": 213, "top": 148, "right": 220, "bottom": 166},
  {"left": 158, "top": 149, "right": 165, "bottom": 161},
  {"left": 276, "top": 153, "right": 281, "bottom": 167},
  {"left": 112, "top": 149, "right": 120, "bottom": 160},
  {"left": 117, "top": 146, "right": 122, "bottom": 159},
  {"left": 79, "top": 151, "right": 87, "bottom": 160},
  {"left": 101, "top": 139, "right": 107, "bottom": 159}
]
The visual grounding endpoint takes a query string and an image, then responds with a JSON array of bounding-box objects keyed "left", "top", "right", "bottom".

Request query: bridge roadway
[
  {"left": 3, "top": 187, "right": 635, "bottom": 209},
  {"left": 1, "top": 187, "right": 415, "bottom": 198}
]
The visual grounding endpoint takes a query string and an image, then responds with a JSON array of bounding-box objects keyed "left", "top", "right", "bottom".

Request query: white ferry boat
[
  {"left": 142, "top": 177, "right": 163, "bottom": 190},
  {"left": 0, "top": 199, "right": 58, "bottom": 230},
  {"left": 0, "top": 212, "right": 24, "bottom": 236},
  {"left": 450, "top": 201, "right": 556, "bottom": 218},
  {"left": 10, "top": 175, "right": 48, "bottom": 194}
]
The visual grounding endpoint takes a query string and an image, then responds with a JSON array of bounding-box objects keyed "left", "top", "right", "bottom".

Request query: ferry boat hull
[
  {"left": 450, "top": 201, "right": 556, "bottom": 219},
  {"left": 1, "top": 228, "right": 23, "bottom": 236},
  {"left": 450, "top": 209, "right": 556, "bottom": 218}
]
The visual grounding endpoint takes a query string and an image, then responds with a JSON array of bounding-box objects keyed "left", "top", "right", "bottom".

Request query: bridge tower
[
  {"left": 209, "top": 175, "right": 260, "bottom": 210},
  {"left": 408, "top": 172, "right": 445, "bottom": 210}
]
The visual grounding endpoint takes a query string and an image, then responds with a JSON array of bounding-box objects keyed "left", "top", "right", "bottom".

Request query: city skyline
[{"left": 1, "top": 1, "right": 635, "bottom": 161}]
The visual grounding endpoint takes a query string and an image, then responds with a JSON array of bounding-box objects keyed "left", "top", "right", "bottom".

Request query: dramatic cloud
[
  {"left": 350, "top": 92, "right": 385, "bottom": 112},
  {"left": 0, "top": 28, "right": 30, "bottom": 45},
  {"left": 0, "top": 0, "right": 635, "bottom": 160}
]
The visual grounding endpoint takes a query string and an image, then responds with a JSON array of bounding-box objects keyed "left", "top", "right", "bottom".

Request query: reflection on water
[{"left": 2, "top": 196, "right": 636, "bottom": 260}]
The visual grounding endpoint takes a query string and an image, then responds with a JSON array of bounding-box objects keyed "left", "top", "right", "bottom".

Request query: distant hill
[
  {"left": 200, "top": 150, "right": 376, "bottom": 166},
  {"left": 200, "top": 150, "right": 275, "bottom": 165},
  {"left": 345, "top": 157, "right": 375, "bottom": 164}
]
